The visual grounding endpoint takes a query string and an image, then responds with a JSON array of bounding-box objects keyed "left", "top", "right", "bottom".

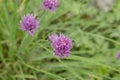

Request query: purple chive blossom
[
  {"left": 116, "top": 52, "right": 120, "bottom": 59},
  {"left": 42, "top": 0, "right": 59, "bottom": 12},
  {"left": 20, "top": 14, "right": 39, "bottom": 36},
  {"left": 48, "top": 33, "right": 73, "bottom": 58}
]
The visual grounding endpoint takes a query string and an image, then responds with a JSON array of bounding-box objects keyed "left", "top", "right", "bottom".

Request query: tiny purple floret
[
  {"left": 20, "top": 14, "right": 39, "bottom": 36},
  {"left": 42, "top": 0, "right": 59, "bottom": 12},
  {"left": 48, "top": 33, "right": 73, "bottom": 58},
  {"left": 117, "top": 52, "right": 120, "bottom": 59}
]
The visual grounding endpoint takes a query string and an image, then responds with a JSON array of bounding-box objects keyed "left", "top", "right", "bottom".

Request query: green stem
[
  {"left": 0, "top": 52, "right": 6, "bottom": 65},
  {"left": 38, "top": 44, "right": 84, "bottom": 80},
  {"left": 23, "top": 62, "right": 65, "bottom": 79},
  {"left": 18, "top": 64, "right": 25, "bottom": 80},
  {"left": 18, "top": 34, "right": 28, "bottom": 54},
  {"left": 57, "top": 58, "right": 84, "bottom": 80},
  {"left": 70, "top": 55, "right": 120, "bottom": 73}
]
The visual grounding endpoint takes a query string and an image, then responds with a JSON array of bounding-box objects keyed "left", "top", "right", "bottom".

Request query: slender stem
[
  {"left": 38, "top": 43, "right": 84, "bottom": 80},
  {"left": 16, "top": 51, "right": 64, "bottom": 79},
  {"left": 40, "top": 11, "right": 48, "bottom": 26},
  {"left": 0, "top": 52, "right": 6, "bottom": 65},
  {"left": 17, "top": 0, "right": 26, "bottom": 13},
  {"left": 23, "top": 63, "right": 65, "bottom": 79},
  {"left": 20, "top": 0, "right": 26, "bottom": 7},
  {"left": 70, "top": 55, "right": 120, "bottom": 73},
  {"left": 57, "top": 58, "right": 84, "bottom": 80},
  {"left": 78, "top": 29, "right": 120, "bottom": 45},
  {"left": 18, "top": 64, "right": 25, "bottom": 80},
  {"left": 18, "top": 34, "right": 28, "bottom": 54}
]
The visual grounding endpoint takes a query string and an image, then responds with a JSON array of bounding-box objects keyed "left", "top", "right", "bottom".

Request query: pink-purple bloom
[
  {"left": 42, "top": 0, "right": 59, "bottom": 12},
  {"left": 48, "top": 33, "right": 73, "bottom": 58},
  {"left": 20, "top": 14, "right": 39, "bottom": 36},
  {"left": 116, "top": 52, "right": 120, "bottom": 59}
]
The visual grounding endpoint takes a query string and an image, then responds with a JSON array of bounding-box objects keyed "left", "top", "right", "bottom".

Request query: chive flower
[
  {"left": 42, "top": 0, "right": 59, "bottom": 12},
  {"left": 117, "top": 52, "right": 120, "bottom": 59},
  {"left": 20, "top": 14, "right": 39, "bottom": 36},
  {"left": 48, "top": 33, "right": 73, "bottom": 58}
]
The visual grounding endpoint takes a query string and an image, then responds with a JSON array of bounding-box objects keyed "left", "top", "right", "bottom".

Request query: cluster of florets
[
  {"left": 20, "top": 14, "right": 39, "bottom": 36},
  {"left": 48, "top": 33, "right": 72, "bottom": 58},
  {"left": 42, "top": 0, "right": 59, "bottom": 12}
]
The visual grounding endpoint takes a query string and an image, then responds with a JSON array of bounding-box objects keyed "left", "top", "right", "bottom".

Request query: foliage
[{"left": 0, "top": 0, "right": 120, "bottom": 80}]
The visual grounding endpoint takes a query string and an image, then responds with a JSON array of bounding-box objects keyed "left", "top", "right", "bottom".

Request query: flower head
[
  {"left": 20, "top": 14, "right": 39, "bottom": 36},
  {"left": 42, "top": 0, "right": 59, "bottom": 12},
  {"left": 48, "top": 33, "right": 73, "bottom": 58},
  {"left": 116, "top": 52, "right": 120, "bottom": 59}
]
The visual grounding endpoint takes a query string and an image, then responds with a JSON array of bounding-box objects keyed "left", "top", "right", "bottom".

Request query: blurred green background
[{"left": 0, "top": 0, "right": 120, "bottom": 80}]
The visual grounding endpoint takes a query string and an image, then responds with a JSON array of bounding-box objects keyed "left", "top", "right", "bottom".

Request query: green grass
[{"left": 0, "top": 0, "right": 120, "bottom": 80}]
